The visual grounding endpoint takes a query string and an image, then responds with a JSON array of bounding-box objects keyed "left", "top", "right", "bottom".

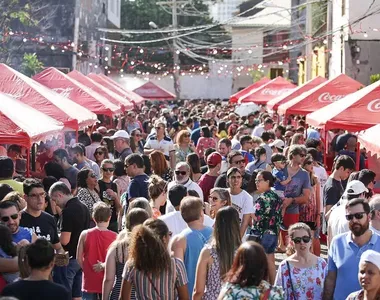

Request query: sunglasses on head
[
  {"left": 94, "top": 151, "right": 104, "bottom": 155},
  {"left": 102, "top": 167, "right": 115, "bottom": 172},
  {"left": 292, "top": 236, "right": 311, "bottom": 244},
  {"left": 1, "top": 213, "right": 18, "bottom": 222},
  {"left": 175, "top": 170, "right": 187, "bottom": 176},
  {"left": 345, "top": 212, "right": 366, "bottom": 221}
]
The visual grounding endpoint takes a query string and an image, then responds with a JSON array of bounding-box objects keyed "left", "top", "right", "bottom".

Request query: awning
[
  {"left": 0, "top": 64, "right": 97, "bottom": 131},
  {"left": 230, "top": 77, "right": 270, "bottom": 103},
  {"left": 133, "top": 81, "right": 176, "bottom": 101},
  {"left": 358, "top": 124, "right": 380, "bottom": 156},
  {"left": 0, "top": 92, "right": 63, "bottom": 148},
  {"left": 88, "top": 73, "right": 145, "bottom": 105},
  {"left": 33, "top": 68, "right": 121, "bottom": 116},
  {"left": 267, "top": 76, "right": 327, "bottom": 111},
  {"left": 306, "top": 79, "right": 380, "bottom": 131},
  {"left": 68, "top": 70, "right": 133, "bottom": 111},
  {"left": 277, "top": 74, "right": 363, "bottom": 116},
  {"left": 238, "top": 76, "right": 296, "bottom": 104}
]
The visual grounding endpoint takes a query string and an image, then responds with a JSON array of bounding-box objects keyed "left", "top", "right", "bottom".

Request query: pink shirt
[{"left": 196, "top": 137, "right": 216, "bottom": 158}]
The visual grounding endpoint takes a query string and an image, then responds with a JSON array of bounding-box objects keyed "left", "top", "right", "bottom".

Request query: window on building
[
  {"left": 270, "top": 68, "right": 283, "bottom": 79},
  {"left": 102, "top": 2, "right": 106, "bottom": 14},
  {"left": 342, "top": 0, "right": 346, "bottom": 15}
]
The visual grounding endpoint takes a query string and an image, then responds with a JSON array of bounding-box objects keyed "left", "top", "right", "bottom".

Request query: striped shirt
[{"left": 123, "top": 257, "right": 188, "bottom": 300}]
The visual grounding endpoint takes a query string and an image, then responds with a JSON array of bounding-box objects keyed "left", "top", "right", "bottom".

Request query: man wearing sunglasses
[
  {"left": 0, "top": 201, "right": 37, "bottom": 244},
  {"left": 324, "top": 198, "right": 380, "bottom": 300},
  {"left": 165, "top": 162, "right": 204, "bottom": 213}
]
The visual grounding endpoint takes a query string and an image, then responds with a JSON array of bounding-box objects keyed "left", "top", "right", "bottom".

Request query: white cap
[
  {"left": 343, "top": 180, "right": 368, "bottom": 197},
  {"left": 109, "top": 130, "right": 130, "bottom": 140},
  {"left": 360, "top": 250, "right": 380, "bottom": 271},
  {"left": 269, "top": 139, "right": 285, "bottom": 149},
  {"left": 161, "top": 108, "right": 170, "bottom": 114}
]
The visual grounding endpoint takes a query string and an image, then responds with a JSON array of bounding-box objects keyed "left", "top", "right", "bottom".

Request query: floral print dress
[
  {"left": 250, "top": 190, "right": 283, "bottom": 237},
  {"left": 274, "top": 257, "right": 328, "bottom": 300},
  {"left": 219, "top": 280, "right": 284, "bottom": 299}
]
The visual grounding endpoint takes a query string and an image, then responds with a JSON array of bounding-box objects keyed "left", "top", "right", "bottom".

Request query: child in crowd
[{"left": 271, "top": 154, "right": 291, "bottom": 199}]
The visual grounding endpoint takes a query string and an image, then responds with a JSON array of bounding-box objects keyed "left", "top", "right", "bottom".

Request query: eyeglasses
[
  {"left": 102, "top": 167, "right": 115, "bottom": 172},
  {"left": 94, "top": 151, "right": 104, "bottom": 155},
  {"left": 175, "top": 170, "right": 187, "bottom": 176},
  {"left": 1, "top": 213, "right": 18, "bottom": 222},
  {"left": 89, "top": 173, "right": 96, "bottom": 178},
  {"left": 184, "top": 134, "right": 190, "bottom": 137},
  {"left": 299, "top": 154, "right": 306, "bottom": 157},
  {"left": 292, "top": 236, "right": 311, "bottom": 244},
  {"left": 232, "top": 159, "right": 245, "bottom": 165},
  {"left": 255, "top": 179, "right": 265, "bottom": 184},
  {"left": 304, "top": 161, "right": 313, "bottom": 165},
  {"left": 28, "top": 192, "right": 46, "bottom": 199},
  {"left": 124, "top": 164, "right": 131, "bottom": 169},
  {"left": 345, "top": 212, "right": 367, "bottom": 221}
]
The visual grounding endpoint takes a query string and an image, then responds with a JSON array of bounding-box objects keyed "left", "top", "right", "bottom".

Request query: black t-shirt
[
  {"left": 61, "top": 197, "right": 90, "bottom": 258},
  {"left": 20, "top": 211, "right": 59, "bottom": 245},
  {"left": 1, "top": 279, "right": 70, "bottom": 300},
  {"left": 214, "top": 171, "right": 251, "bottom": 190},
  {"left": 98, "top": 180, "right": 118, "bottom": 224},
  {"left": 323, "top": 177, "right": 344, "bottom": 207}
]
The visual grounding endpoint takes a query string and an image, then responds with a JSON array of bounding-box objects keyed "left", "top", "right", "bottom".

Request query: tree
[
  {"left": 120, "top": 0, "right": 231, "bottom": 74},
  {"left": 370, "top": 73, "right": 380, "bottom": 84},
  {"left": 20, "top": 53, "right": 43, "bottom": 77}
]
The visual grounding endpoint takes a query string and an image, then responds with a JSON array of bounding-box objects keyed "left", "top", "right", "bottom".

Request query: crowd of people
[{"left": 0, "top": 99, "right": 379, "bottom": 299}]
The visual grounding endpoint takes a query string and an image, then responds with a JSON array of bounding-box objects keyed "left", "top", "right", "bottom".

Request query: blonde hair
[{"left": 176, "top": 130, "right": 190, "bottom": 144}]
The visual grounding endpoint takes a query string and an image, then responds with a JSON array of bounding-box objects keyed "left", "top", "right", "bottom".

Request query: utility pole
[
  {"left": 305, "top": 0, "right": 313, "bottom": 81},
  {"left": 172, "top": 0, "right": 181, "bottom": 99},
  {"left": 72, "top": 0, "right": 80, "bottom": 71}
]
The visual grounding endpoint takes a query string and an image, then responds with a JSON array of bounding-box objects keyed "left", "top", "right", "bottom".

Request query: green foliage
[
  {"left": 20, "top": 53, "right": 44, "bottom": 77},
  {"left": 370, "top": 73, "right": 380, "bottom": 84}
]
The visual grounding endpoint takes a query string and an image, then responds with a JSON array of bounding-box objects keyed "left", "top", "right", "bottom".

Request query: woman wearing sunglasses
[
  {"left": 174, "top": 130, "right": 196, "bottom": 164},
  {"left": 94, "top": 146, "right": 110, "bottom": 167},
  {"left": 299, "top": 155, "right": 321, "bottom": 256},
  {"left": 130, "top": 128, "right": 144, "bottom": 154},
  {"left": 207, "top": 188, "right": 231, "bottom": 218},
  {"left": 98, "top": 160, "right": 121, "bottom": 233},
  {"left": 274, "top": 223, "right": 327, "bottom": 300}
]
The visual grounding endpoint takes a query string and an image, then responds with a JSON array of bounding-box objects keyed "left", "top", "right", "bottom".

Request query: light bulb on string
[
  {"left": 51, "top": 45, "right": 55, "bottom": 50},
  {"left": 139, "top": 49, "right": 144, "bottom": 53},
  {"left": 104, "top": 57, "right": 109, "bottom": 61},
  {"left": 23, "top": 38, "right": 27, "bottom": 42}
]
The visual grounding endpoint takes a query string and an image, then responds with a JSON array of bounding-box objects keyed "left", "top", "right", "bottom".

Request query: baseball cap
[
  {"left": 207, "top": 152, "right": 222, "bottom": 167},
  {"left": 342, "top": 180, "right": 368, "bottom": 197},
  {"left": 109, "top": 130, "right": 130, "bottom": 140},
  {"left": 269, "top": 139, "right": 285, "bottom": 149},
  {"left": 161, "top": 108, "right": 170, "bottom": 114},
  {"left": 360, "top": 250, "right": 380, "bottom": 271}
]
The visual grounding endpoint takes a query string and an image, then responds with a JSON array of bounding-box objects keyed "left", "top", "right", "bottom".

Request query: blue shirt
[
  {"left": 241, "top": 150, "right": 254, "bottom": 163},
  {"left": 283, "top": 167, "right": 311, "bottom": 214},
  {"left": 182, "top": 226, "right": 213, "bottom": 296},
  {"left": 126, "top": 174, "right": 149, "bottom": 201},
  {"left": 273, "top": 168, "right": 286, "bottom": 192},
  {"left": 190, "top": 128, "right": 201, "bottom": 146},
  {"left": 328, "top": 231, "right": 380, "bottom": 300},
  {"left": 13, "top": 227, "right": 32, "bottom": 243}
]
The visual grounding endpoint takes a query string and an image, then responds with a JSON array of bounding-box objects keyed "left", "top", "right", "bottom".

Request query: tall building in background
[{"left": 210, "top": 0, "right": 246, "bottom": 23}]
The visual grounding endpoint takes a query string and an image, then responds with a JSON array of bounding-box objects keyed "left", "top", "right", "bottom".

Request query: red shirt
[
  {"left": 198, "top": 173, "right": 218, "bottom": 202},
  {"left": 82, "top": 228, "right": 117, "bottom": 293},
  {"left": 36, "top": 152, "right": 54, "bottom": 170}
]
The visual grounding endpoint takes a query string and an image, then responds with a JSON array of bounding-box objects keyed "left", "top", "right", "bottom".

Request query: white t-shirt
[
  {"left": 159, "top": 211, "right": 214, "bottom": 236},
  {"left": 231, "top": 138, "right": 241, "bottom": 150},
  {"left": 314, "top": 165, "right": 328, "bottom": 208},
  {"left": 229, "top": 189, "right": 255, "bottom": 224},
  {"left": 166, "top": 179, "right": 204, "bottom": 214},
  {"left": 328, "top": 200, "right": 349, "bottom": 237},
  {"left": 144, "top": 134, "right": 174, "bottom": 156},
  {"left": 252, "top": 125, "right": 265, "bottom": 138}
]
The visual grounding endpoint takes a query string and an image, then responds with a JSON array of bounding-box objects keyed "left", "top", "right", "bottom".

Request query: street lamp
[{"left": 149, "top": 21, "right": 180, "bottom": 99}]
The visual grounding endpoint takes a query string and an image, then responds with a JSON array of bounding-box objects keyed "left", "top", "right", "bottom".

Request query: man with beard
[
  {"left": 165, "top": 162, "right": 203, "bottom": 213},
  {"left": 323, "top": 198, "right": 380, "bottom": 300}
]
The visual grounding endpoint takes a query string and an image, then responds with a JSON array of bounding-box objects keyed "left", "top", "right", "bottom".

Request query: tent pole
[
  {"left": 27, "top": 146, "right": 31, "bottom": 177},
  {"left": 76, "top": 129, "right": 79, "bottom": 142},
  {"left": 323, "top": 129, "right": 327, "bottom": 169},
  {"left": 356, "top": 141, "right": 360, "bottom": 171}
]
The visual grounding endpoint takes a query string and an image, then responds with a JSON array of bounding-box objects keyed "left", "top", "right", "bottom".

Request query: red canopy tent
[
  {"left": 33, "top": 68, "right": 121, "bottom": 117},
  {"left": 88, "top": 73, "right": 145, "bottom": 106},
  {"left": 68, "top": 71, "right": 133, "bottom": 111},
  {"left": 358, "top": 124, "right": 380, "bottom": 156},
  {"left": 229, "top": 77, "right": 270, "bottom": 103},
  {"left": 277, "top": 74, "right": 363, "bottom": 116},
  {"left": 267, "top": 76, "right": 327, "bottom": 111},
  {"left": 0, "top": 92, "right": 63, "bottom": 148},
  {"left": 306, "top": 79, "right": 380, "bottom": 131},
  {"left": 133, "top": 81, "right": 176, "bottom": 101},
  {"left": 237, "top": 76, "right": 296, "bottom": 104},
  {"left": 0, "top": 64, "right": 97, "bottom": 131}
]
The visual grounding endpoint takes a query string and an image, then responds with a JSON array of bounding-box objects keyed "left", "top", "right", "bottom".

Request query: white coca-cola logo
[
  {"left": 261, "top": 88, "right": 292, "bottom": 96},
  {"left": 367, "top": 99, "right": 380, "bottom": 112},
  {"left": 318, "top": 92, "right": 347, "bottom": 102},
  {"left": 53, "top": 87, "right": 73, "bottom": 98}
]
